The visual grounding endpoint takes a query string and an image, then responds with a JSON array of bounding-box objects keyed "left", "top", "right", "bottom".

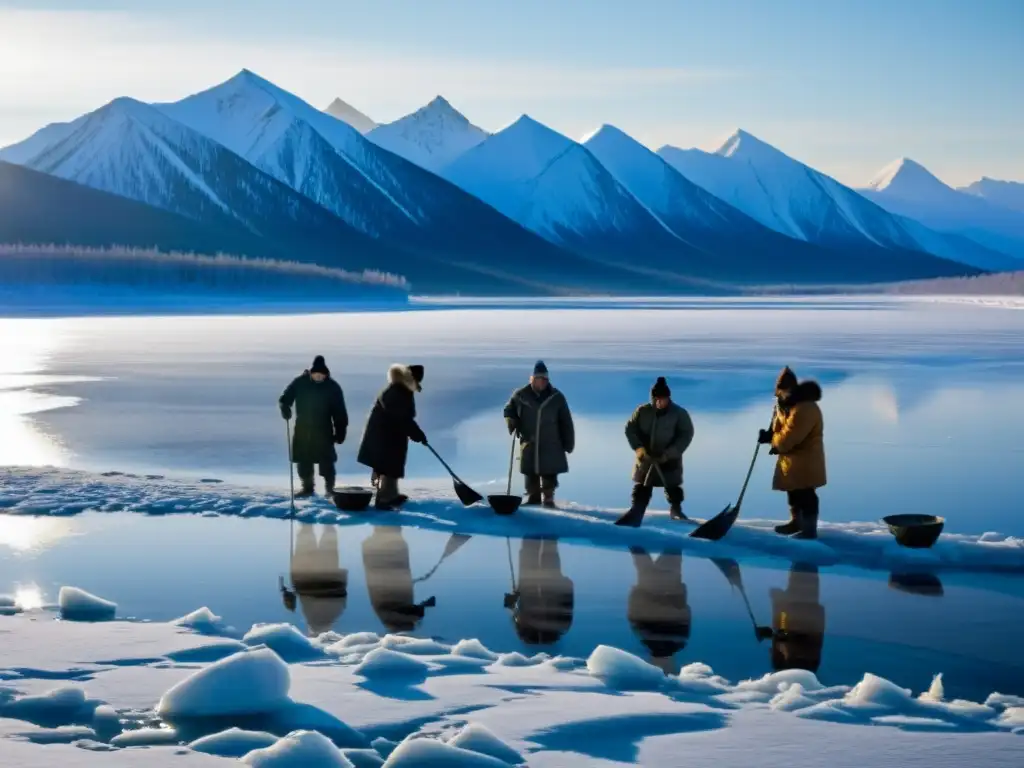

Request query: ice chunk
[
  {"left": 845, "top": 673, "right": 914, "bottom": 709},
  {"left": 57, "top": 586, "right": 116, "bottom": 621},
  {"left": 343, "top": 748, "right": 387, "bottom": 767},
  {"left": 372, "top": 737, "right": 399, "bottom": 758},
  {"left": 493, "top": 652, "right": 547, "bottom": 667},
  {"left": 2, "top": 686, "right": 88, "bottom": 722},
  {"left": 157, "top": 647, "right": 290, "bottom": 717},
  {"left": 189, "top": 727, "right": 279, "bottom": 757},
  {"left": 382, "top": 737, "right": 510, "bottom": 767},
  {"left": 379, "top": 635, "right": 449, "bottom": 655},
  {"left": 998, "top": 707, "right": 1024, "bottom": 727},
  {"left": 353, "top": 648, "right": 431, "bottom": 679},
  {"left": 243, "top": 623, "right": 324, "bottom": 662},
  {"left": 241, "top": 730, "right": 354, "bottom": 767},
  {"left": 770, "top": 683, "right": 816, "bottom": 712},
  {"left": 111, "top": 726, "right": 181, "bottom": 746},
  {"left": 451, "top": 639, "right": 499, "bottom": 660},
  {"left": 737, "top": 668, "right": 825, "bottom": 694},
  {"left": 447, "top": 723, "right": 525, "bottom": 764},
  {"left": 586, "top": 645, "right": 666, "bottom": 691},
  {"left": 919, "top": 673, "right": 945, "bottom": 702},
  {"left": 173, "top": 607, "right": 232, "bottom": 636}
]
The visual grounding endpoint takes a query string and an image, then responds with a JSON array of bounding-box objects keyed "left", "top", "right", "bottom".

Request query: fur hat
[
  {"left": 310, "top": 355, "right": 329, "bottom": 376},
  {"left": 532, "top": 360, "right": 549, "bottom": 378},
  {"left": 409, "top": 364, "right": 424, "bottom": 383},
  {"left": 776, "top": 366, "right": 797, "bottom": 391},
  {"left": 651, "top": 376, "right": 671, "bottom": 400}
]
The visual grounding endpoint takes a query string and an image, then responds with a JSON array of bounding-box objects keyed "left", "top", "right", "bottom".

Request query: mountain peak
[
  {"left": 715, "top": 128, "right": 774, "bottom": 159},
  {"left": 867, "top": 157, "right": 947, "bottom": 194},
  {"left": 580, "top": 123, "right": 628, "bottom": 145},
  {"left": 324, "top": 97, "right": 377, "bottom": 133}
]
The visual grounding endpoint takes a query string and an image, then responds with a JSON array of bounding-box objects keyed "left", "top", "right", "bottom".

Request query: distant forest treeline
[
  {"left": 0, "top": 244, "right": 409, "bottom": 295},
  {"left": 884, "top": 270, "right": 1024, "bottom": 295}
]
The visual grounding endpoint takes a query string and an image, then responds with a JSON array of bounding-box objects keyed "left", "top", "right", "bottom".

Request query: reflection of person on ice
[
  {"left": 627, "top": 546, "right": 691, "bottom": 675},
  {"left": 507, "top": 537, "right": 574, "bottom": 645},
  {"left": 361, "top": 526, "right": 436, "bottom": 633},
  {"left": 758, "top": 367, "right": 826, "bottom": 540},
  {"left": 279, "top": 355, "right": 348, "bottom": 498},
  {"left": 769, "top": 562, "right": 825, "bottom": 672},
  {"left": 617, "top": 376, "right": 694, "bottom": 527},
  {"left": 281, "top": 523, "right": 348, "bottom": 636},
  {"left": 503, "top": 361, "right": 575, "bottom": 509}
]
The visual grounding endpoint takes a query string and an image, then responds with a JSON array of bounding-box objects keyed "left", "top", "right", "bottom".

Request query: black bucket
[
  {"left": 332, "top": 487, "right": 374, "bottom": 512},
  {"left": 883, "top": 514, "right": 944, "bottom": 549},
  {"left": 487, "top": 494, "right": 521, "bottom": 516}
]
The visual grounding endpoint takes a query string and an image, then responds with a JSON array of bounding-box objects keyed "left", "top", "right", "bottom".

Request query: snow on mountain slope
[
  {"left": 961, "top": 177, "right": 1024, "bottom": 215},
  {"left": 859, "top": 158, "right": 1024, "bottom": 263},
  {"left": 442, "top": 115, "right": 687, "bottom": 250},
  {"left": 367, "top": 96, "right": 489, "bottom": 172},
  {"left": 658, "top": 131, "right": 1001, "bottom": 272},
  {"left": 324, "top": 97, "right": 377, "bottom": 134}
]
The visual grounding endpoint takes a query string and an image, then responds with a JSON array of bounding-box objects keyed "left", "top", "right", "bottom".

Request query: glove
[
  {"left": 280, "top": 405, "right": 292, "bottom": 421},
  {"left": 506, "top": 417, "right": 520, "bottom": 435},
  {"left": 635, "top": 447, "right": 647, "bottom": 460},
  {"left": 757, "top": 429, "right": 772, "bottom": 445},
  {"left": 410, "top": 425, "right": 427, "bottom": 445},
  {"left": 334, "top": 428, "right": 346, "bottom": 445},
  {"left": 769, "top": 446, "right": 778, "bottom": 456}
]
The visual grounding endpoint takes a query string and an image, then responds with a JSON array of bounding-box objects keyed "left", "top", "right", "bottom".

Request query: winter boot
[
  {"left": 542, "top": 490, "right": 556, "bottom": 509},
  {"left": 666, "top": 486, "right": 687, "bottom": 521},
  {"left": 324, "top": 478, "right": 336, "bottom": 496},
  {"left": 294, "top": 481, "right": 315, "bottom": 499},
  {"left": 616, "top": 485, "right": 651, "bottom": 527},
  {"left": 791, "top": 512, "right": 818, "bottom": 540},
  {"left": 774, "top": 508, "right": 802, "bottom": 536},
  {"left": 523, "top": 493, "right": 542, "bottom": 506},
  {"left": 669, "top": 503, "right": 688, "bottom": 521},
  {"left": 523, "top": 475, "right": 542, "bottom": 506}
]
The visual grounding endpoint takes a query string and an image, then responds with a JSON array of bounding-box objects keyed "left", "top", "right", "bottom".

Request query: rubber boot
[
  {"left": 523, "top": 475, "right": 542, "bottom": 506},
  {"left": 324, "top": 478, "right": 336, "bottom": 496},
  {"left": 791, "top": 512, "right": 818, "bottom": 540},
  {"left": 616, "top": 485, "right": 651, "bottom": 527},
  {"left": 669, "top": 503, "right": 688, "bottom": 521},
  {"left": 666, "top": 487, "right": 687, "bottom": 521},
  {"left": 542, "top": 490, "right": 556, "bottom": 509},
  {"left": 524, "top": 493, "right": 542, "bottom": 506},
  {"left": 294, "top": 480, "right": 315, "bottom": 499},
  {"left": 774, "top": 508, "right": 801, "bottom": 536}
]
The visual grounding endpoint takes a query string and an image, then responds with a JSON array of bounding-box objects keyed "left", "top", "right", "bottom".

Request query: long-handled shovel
[
  {"left": 488, "top": 434, "right": 522, "bottom": 516},
  {"left": 280, "top": 418, "right": 298, "bottom": 609},
  {"left": 503, "top": 537, "right": 519, "bottom": 609},
  {"left": 689, "top": 408, "right": 776, "bottom": 541},
  {"left": 614, "top": 450, "right": 668, "bottom": 527},
  {"left": 710, "top": 557, "right": 774, "bottom": 641},
  {"left": 423, "top": 442, "right": 483, "bottom": 506}
]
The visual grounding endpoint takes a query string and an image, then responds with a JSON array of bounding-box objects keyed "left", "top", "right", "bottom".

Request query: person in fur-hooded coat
[{"left": 357, "top": 364, "right": 426, "bottom": 509}]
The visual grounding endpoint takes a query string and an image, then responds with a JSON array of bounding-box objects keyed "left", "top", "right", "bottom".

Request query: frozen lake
[{"left": 3, "top": 298, "right": 1024, "bottom": 700}]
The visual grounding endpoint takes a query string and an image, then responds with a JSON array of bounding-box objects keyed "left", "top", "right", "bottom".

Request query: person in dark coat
[
  {"left": 758, "top": 367, "right": 826, "bottom": 539},
  {"left": 357, "top": 364, "right": 426, "bottom": 510},
  {"left": 506, "top": 537, "right": 574, "bottom": 646},
  {"left": 281, "top": 523, "right": 348, "bottom": 637},
  {"left": 361, "top": 526, "right": 436, "bottom": 634},
  {"left": 627, "top": 547, "right": 691, "bottom": 676},
  {"left": 769, "top": 562, "right": 825, "bottom": 673},
  {"left": 279, "top": 355, "right": 348, "bottom": 497},
  {"left": 503, "top": 361, "right": 575, "bottom": 508},
  {"left": 616, "top": 377, "right": 695, "bottom": 527}
]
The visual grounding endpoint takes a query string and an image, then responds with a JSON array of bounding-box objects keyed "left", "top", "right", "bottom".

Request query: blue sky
[{"left": 0, "top": 0, "right": 1021, "bottom": 186}]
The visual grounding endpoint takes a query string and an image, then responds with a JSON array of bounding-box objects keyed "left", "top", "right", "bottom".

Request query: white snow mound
[
  {"left": 157, "top": 647, "right": 290, "bottom": 717},
  {"left": 447, "top": 722, "right": 525, "bottom": 764},
  {"left": 242, "top": 729, "right": 355, "bottom": 767},
  {"left": 353, "top": 648, "right": 431, "bottom": 679},
  {"left": 58, "top": 586, "right": 116, "bottom": 621},
  {"left": 383, "top": 737, "right": 511, "bottom": 767},
  {"left": 243, "top": 623, "right": 323, "bottom": 661},
  {"left": 189, "top": 727, "right": 279, "bottom": 757},
  {"left": 585, "top": 644, "right": 667, "bottom": 690}
]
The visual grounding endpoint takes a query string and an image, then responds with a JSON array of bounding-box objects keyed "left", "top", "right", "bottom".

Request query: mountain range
[{"left": 3, "top": 68, "right": 1022, "bottom": 295}]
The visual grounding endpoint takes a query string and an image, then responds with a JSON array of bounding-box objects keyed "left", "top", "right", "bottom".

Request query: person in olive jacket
[
  {"left": 503, "top": 361, "right": 575, "bottom": 508},
  {"left": 279, "top": 355, "right": 348, "bottom": 498},
  {"left": 616, "top": 376, "right": 694, "bottom": 527},
  {"left": 357, "top": 363, "right": 426, "bottom": 510}
]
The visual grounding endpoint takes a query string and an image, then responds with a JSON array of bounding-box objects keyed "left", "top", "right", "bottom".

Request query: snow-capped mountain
[
  {"left": 324, "top": 98, "right": 377, "bottom": 134},
  {"left": 441, "top": 115, "right": 711, "bottom": 275},
  {"left": 961, "top": 177, "right": 1024, "bottom": 215},
  {"left": 367, "top": 96, "right": 489, "bottom": 172},
  {"left": 860, "top": 158, "right": 1024, "bottom": 261},
  {"left": 658, "top": 131, "right": 1007, "bottom": 272}
]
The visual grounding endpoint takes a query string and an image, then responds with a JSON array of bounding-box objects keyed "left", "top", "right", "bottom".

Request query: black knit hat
[
  {"left": 776, "top": 366, "right": 797, "bottom": 392},
  {"left": 533, "top": 360, "right": 549, "bottom": 378},
  {"left": 651, "top": 376, "right": 671, "bottom": 400},
  {"left": 409, "top": 364, "right": 424, "bottom": 383},
  {"left": 311, "top": 355, "right": 329, "bottom": 376}
]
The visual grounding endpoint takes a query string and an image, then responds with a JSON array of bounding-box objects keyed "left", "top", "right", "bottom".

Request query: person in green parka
[
  {"left": 279, "top": 355, "right": 348, "bottom": 498},
  {"left": 616, "top": 376, "right": 695, "bottom": 527},
  {"left": 503, "top": 361, "right": 575, "bottom": 508}
]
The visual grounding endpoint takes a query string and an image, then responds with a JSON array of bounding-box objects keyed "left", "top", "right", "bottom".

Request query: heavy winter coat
[
  {"left": 625, "top": 402, "right": 695, "bottom": 487},
  {"left": 361, "top": 527, "right": 427, "bottom": 633},
  {"left": 513, "top": 538, "right": 574, "bottom": 645},
  {"left": 770, "top": 381, "right": 826, "bottom": 492},
  {"left": 279, "top": 371, "right": 348, "bottom": 465},
  {"left": 770, "top": 565, "right": 825, "bottom": 672},
  {"left": 357, "top": 365, "right": 425, "bottom": 479},
  {"left": 504, "top": 385, "right": 575, "bottom": 477}
]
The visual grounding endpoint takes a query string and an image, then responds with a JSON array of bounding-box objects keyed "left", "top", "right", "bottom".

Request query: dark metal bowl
[
  {"left": 487, "top": 494, "right": 521, "bottom": 516},
  {"left": 888, "top": 572, "right": 944, "bottom": 597},
  {"left": 332, "top": 487, "right": 374, "bottom": 512},
  {"left": 883, "top": 514, "right": 944, "bottom": 549}
]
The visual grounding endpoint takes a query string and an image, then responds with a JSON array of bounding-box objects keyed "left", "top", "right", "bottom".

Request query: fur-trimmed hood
[
  {"left": 780, "top": 380, "right": 822, "bottom": 407},
  {"left": 388, "top": 364, "right": 421, "bottom": 393}
]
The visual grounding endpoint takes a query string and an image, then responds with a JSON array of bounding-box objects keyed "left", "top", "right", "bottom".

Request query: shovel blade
[
  {"left": 690, "top": 504, "right": 739, "bottom": 541},
  {"left": 503, "top": 592, "right": 518, "bottom": 609},
  {"left": 454, "top": 480, "right": 484, "bottom": 507}
]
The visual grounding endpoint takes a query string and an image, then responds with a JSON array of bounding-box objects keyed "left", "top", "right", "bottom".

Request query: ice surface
[
  {"left": 241, "top": 729, "right": 355, "bottom": 767},
  {"left": 5, "top": 467, "right": 1024, "bottom": 576},
  {"left": 188, "top": 727, "right": 279, "bottom": 757},
  {"left": 156, "top": 647, "right": 291, "bottom": 717},
  {"left": 58, "top": 586, "right": 116, "bottom": 621}
]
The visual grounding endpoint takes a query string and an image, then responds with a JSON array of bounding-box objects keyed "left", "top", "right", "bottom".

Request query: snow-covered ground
[{"left": 2, "top": 595, "right": 1023, "bottom": 767}]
